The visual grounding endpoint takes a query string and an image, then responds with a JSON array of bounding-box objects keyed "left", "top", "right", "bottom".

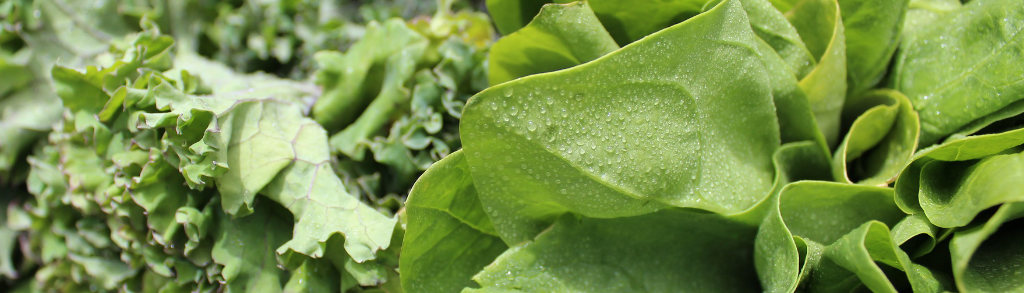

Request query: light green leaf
[
  {"left": 129, "top": 159, "right": 193, "bottom": 246},
  {"left": 312, "top": 19, "right": 427, "bottom": 132},
  {"left": 716, "top": 0, "right": 816, "bottom": 78},
  {"left": 0, "top": 193, "right": 20, "bottom": 279},
  {"left": 755, "top": 181, "right": 906, "bottom": 292},
  {"left": 788, "top": 0, "right": 848, "bottom": 147},
  {"left": 889, "top": 214, "right": 939, "bottom": 258},
  {"left": 149, "top": 81, "right": 397, "bottom": 262},
  {"left": 465, "top": 209, "right": 760, "bottom": 292},
  {"left": 67, "top": 254, "right": 137, "bottom": 290},
  {"left": 283, "top": 258, "right": 338, "bottom": 292},
  {"left": 737, "top": 0, "right": 826, "bottom": 151},
  {"left": 488, "top": 0, "right": 709, "bottom": 45},
  {"left": 170, "top": 53, "right": 318, "bottom": 103},
  {"left": 894, "top": 127, "right": 1024, "bottom": 214},
  {"left": 813, "top": 221, "right": 944, "bottom": 293},
  {"left": 211, "top": 203, "right": 290, "bottom": 293},
  {"left": 892, "top": 0, "right": 1024, "bottom": 145},
  {"left": 778, "top": 182, "right": 905, "bottom": 245},
  {"left": 0, "top": 83, "right": 62, "bottom": 178},
  {"left": 752, "top": 142, "right": 832, "bottom": 293},
  {"left": 0, "top": 57, "right": 32, "bottom": 95},
  {"left": 566, "top": 0, "right": 708, "bottom": 45},
  {"left": 51, "top": 66, "right": 110, "bottom": 114},
  {"left": 486, "top": 0, "right": 552, "bottom": 35},
  {"left": 462, "top": 0, "right": 779, "bottom": 243},
  {"left": 330, "top": 42, "right": 427, "bottom": 159},
  {"left": 175, "top": 201, "right": 215, "bottom": 256},
  {"left": 899, "top": 0, "right": 961, "bottom": 44},
  {"left": 401, "top": 151, "right": 508, "bottom": 293},
  {"left": 487, "top": 1, "right": 619, "bottom": 85},
  {"left": 832, "top": 89, "right": 920, "bottom": 185},
  {"left": 239, "top": 101, "right": 396, "bottom": 261},
  {"left": 917, "top": 150, "right": 1024, "bottom": 228},
  {"left": 946, "top": 95, "right": 1024, "bottom": 140},
  {"left": 839, "top": 0, "right": 910, "bottom": 97},
  {"left": 214, "top": 101, "right": 302, "bottom": 216},
  {"left": 950, "top": 202, "right": 1024, "bottom": 292}
]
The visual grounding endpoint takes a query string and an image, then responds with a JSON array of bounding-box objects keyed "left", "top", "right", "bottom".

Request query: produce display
[{"left": 1, "top": 0, "right": 1023, "bottom": 292}]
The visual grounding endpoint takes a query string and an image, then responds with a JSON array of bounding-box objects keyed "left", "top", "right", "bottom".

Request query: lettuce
[
  {"left": 11, "top": 27, "right": 400, "bottom": 290},
  {"left": 2, "top": 0, "right": 493, "bottom": 290},
  {"left": 402, "top": 0, "right": 1024, "bottom": 292},
  {"left": 4, "top": 0, "right": 1024, "bottom": 291}
]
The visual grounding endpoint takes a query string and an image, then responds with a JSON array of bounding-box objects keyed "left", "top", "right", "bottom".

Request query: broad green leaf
[
  {"left": 946, "top": 96, "right": 1024, "bottom": 139},
  {"left": 788, "top": 0, "right": 848, "bottom": 147},
  {"left": 312, "top": 19, "right": 427, "bottom": 132},
  {"left": 755, "top": 181, "right": 906, "bottom": 292},
  {"left": 839, "top": 0, "right": 910, "bottom": 97},
  {"left": 709, "top": 0, "right": 816, "bottom": 78},
  {"left": 753, "top": 142, "right": 832, "bottom": 293},
  {"left": 462, "top": 0, "right": 780, "bottom": 243},
  {"left": 401, "top": 151, "right": 508, "bottom": 293},
  {"left": 465, "top": 210, "right": 760, "bottom": 292},
  {"left": 329, "top": 42, "right": 427, "bottom": 159},
  {"left": 211, "top": 203, "right": 290, "bottom": 293},
  {"left": 741, "top": 3, "right": 827, "bottom": 152},
  {"left": 899, "top": 0, "right": 961, "bottom": 44},
  {"left": 765, "top": 0, "right": 799, "bottom": 12},
  {"left": 560, "top": 0, "right": 707, "bottom": 45},
  {"left": 916, "top": 150, "right": 1024, "bottom": 228},
  {"left": 892, "top": 0, "right": 1024, "bottom": 145},
  {"left": 25, "top": 0, "right": 135, "bottom": 58},
  {"left": 889, "top": 214, "right": 939, "bottom": 258},
  {"left": 283, "top": 258, "right": 338, "bottom": 293},
  {"left": 832, "top": 89, "right": 920, "bottom": 185},
  {"left": 811, "top": 221, "right": 944, "bottom": 293},
  {"left": 51, "top": 66, "right": 110, "bottom": 114},
  {"left": 211, "top": 99, "right": 396, "bottom": 261},
  {"left": 950, "top": 202, "right": 1024, "bottom": 292},
  {"left": 214, "top": 101, "right": 302, "bottom": 216},
  {"left": 145, "top": 75, "right": 395, "bottom": 261},
  {"left": 488, "top": 0, "right": 707, "bottom": 45},
  {"left": 487, "top": 1, "right": 619, "bottom": 85},
  {"left": 779, "top": 182, "right": 905, "bottom": 245},
  {"left": 705, "top": 0, "right": 827, "bottom": 154},
  {"left": 170, "top": 53, "right": 317, "bottom": 102},
  {"left": 486, "top": 0, "right": 552, "bottom": 35},
  {"left": 894, "top": 127, "right": 1024, "bottom": 214}
]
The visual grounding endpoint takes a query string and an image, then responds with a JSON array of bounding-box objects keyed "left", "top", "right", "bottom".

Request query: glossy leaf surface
[{"left": 462, "top": 0, "right": 780, "bottom": 243}]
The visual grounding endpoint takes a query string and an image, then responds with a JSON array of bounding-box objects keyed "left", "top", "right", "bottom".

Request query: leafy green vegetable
[
  {"left": 950, "top": 202, "right": 1024, "bottom": 292},
  {"left": 487, "top": 0, "right": 552, "bottom": 35},
  {"left": 832, "top": 89, "right": 919, "bottom": 185},
  {"left": 893, "top": 0, "right": 1024, "bottom": 145},
  {"left": 400, "top": 151, "right": 508, "bottom": 293},
  {"left": 312, "top": 19, "right": 428, "bottom": 132},
  {"left": 487, "top": 1, "right": 618, "bottom": 85},
  {"left": 6, "top": 28, "right": 399, "bottom": 291},
  {"left": 788, "top": 0, "right": 847, "bottom": 146},
  {"left": 463, "top": 0, "right": 779, "bottom": 243},
  {"left": 839, "top": 0, "right": 910, "bottom": 97},
  {"left": 488, "top": 0, "right": 707, "bottom": 45},
  {"left": 467, "top": 210, "right": 761, "bottom": 292},
  {"left": 5, "top": 0, "right": 1024, "bottom": 291},
  {"left": 404, "top": 0, "right": 1024, "bottom": 291}
]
